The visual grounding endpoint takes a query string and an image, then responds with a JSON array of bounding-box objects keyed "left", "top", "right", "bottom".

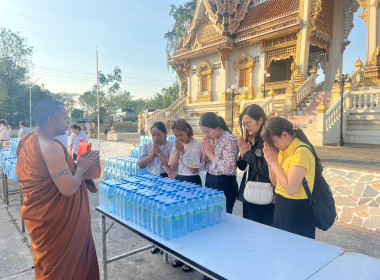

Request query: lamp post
[
  {"left": 29, "top": 86, "right": 32, "bottom": 129},
  {"left": 227, "top": 84, "right": 241, "bottom": 132},
  {"left": 263, "top": 70, "right": 270, "bottom": 99},
  {"left": 334, "top": 73, "right": 351, "bottom": 147}
]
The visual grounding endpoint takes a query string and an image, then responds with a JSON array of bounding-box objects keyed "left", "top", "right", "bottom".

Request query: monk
[{"left": 16, "top": 99, "right": 100, "bottom": 280}]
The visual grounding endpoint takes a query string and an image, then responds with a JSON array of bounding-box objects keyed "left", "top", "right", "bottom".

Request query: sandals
[
  {"left": 172, "top": 260, "right": 183, "bottom": 267},
  {"left": 181, "top": 265, "right": 192, "bottom": 272},
  {"left": 172, "top": 260, "right": 192, "bottom": 272}
]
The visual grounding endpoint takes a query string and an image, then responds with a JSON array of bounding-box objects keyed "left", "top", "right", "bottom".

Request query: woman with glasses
[
  {"left": 199, "top": 112, "right": 239, "bottom": 214},
  {"left": 237, "top": 104, "right": 274, "bottom": 226}
]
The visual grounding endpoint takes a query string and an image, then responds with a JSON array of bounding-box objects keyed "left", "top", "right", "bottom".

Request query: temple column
[
  {"left": 324, "top": 0, "right": 345, "bottom": 91},
  {"left": 296, "top": 0, "right": 312, "bottom": 79}
]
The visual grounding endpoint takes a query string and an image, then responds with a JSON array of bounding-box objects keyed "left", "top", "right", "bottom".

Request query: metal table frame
[
  {"left": 1, "top": 168, "right": 25, "bottom": 233},
  {"left": 96, "top": 208, "right": 221, "bottom": 280}
]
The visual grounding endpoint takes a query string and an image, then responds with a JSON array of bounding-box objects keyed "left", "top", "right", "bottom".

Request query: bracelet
[{"left": 270, "top": 162, "right": 280, "bottom": 171}]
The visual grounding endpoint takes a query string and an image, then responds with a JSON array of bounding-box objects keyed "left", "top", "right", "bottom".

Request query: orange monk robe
[{"left": 16, "top": 133, "right": 99, "bottom": 280}]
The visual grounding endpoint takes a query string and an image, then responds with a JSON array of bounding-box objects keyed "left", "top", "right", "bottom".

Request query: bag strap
[
  {"left": 293, "top": 145, "right": 314, "bottom": 205},
  {"left": 245, "top": 163, "right": 259, "bottom": 183}
]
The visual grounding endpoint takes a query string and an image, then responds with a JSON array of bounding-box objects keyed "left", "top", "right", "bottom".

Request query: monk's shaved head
[{"left": 33, "top": 99, "right": 65, "bottom": 127}]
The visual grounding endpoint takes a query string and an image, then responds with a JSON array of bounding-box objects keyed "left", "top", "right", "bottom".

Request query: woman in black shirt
[{"left": 236, "top": 104, "right": 274, "bottom": 226}]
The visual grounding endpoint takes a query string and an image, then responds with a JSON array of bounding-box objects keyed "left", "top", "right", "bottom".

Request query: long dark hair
[
  {"left": 150, "top": 121, "right": 167, "bottom": 134},
  {"left": 199, "top": 112, "right": 231, "bottom": 133},
  {"left": 171, "top": 118, "right": 193, "bottom": 138},
  {"left": 239, "top": 104, "right": 267, "bottom": 140},
  {"left": 261, "top": 116, "right": 323, "bottom": 176}
]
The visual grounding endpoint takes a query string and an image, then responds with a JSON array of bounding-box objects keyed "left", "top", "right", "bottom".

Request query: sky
[{"left": 0, "top": 1, "right": 367, "bottom": 99}]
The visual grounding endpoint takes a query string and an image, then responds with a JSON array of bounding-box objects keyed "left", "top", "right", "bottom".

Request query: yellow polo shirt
[{"left": 275, "top": 138, "right": 315, "bottom": 200}]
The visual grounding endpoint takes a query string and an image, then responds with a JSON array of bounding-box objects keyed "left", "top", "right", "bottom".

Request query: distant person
[
  {"left": 199, "top": 112, "right": 239, "bottom": 214},
  {"left": 16, "top": 99, "right": 100, "bottom": 279},
  {"left": 85, "top": 121, "right": 91, "bottom": 136},
  {"left": 70, "top": 124, "right": 88, "bottom": 160},
  {"left": 261, "top": 116, "right": 318, "bottom": 239},
  {"left": 18, "top": 121, "right": 32, "bottom": 138},
  {"left": 104, "top": 123, "right": 109, "bottom": 136},
  {"left": 237, "top": 104, "right": 274, "bottom": 225},
  {"left": 56, "top": 131, "right": 68, "bottom": 149},
  {"left": 0, "top": 119, "right": 11, "bottom": 141}
]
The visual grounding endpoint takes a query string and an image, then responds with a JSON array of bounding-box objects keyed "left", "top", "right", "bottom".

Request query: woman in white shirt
[
  {"left": 0, "top": 119, "right": 11, "bottom": 141},
  {"left": 169, "top": 118, "right": 203, "bottom": 185},
  {"left": 18, "top": 121, "right": 31, "bottom": 138}
]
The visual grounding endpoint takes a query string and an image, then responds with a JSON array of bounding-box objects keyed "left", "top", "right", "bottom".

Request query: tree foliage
[
  {"left": 50, "top": 92, "right": 76, "bottom": 114},
  {"left": 0, "top": 29, "right": 51, "bottom": 126},
  {"left": 164, "top": 0, "right": 197, "bottom": 58},
  {"left": 71, "top": 108, "right": 84, "bottom": 120}
]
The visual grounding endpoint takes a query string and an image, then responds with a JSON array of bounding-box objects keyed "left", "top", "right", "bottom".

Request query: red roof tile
[{"left": 239, "top": 0, "right": 300, "bottom": 30}]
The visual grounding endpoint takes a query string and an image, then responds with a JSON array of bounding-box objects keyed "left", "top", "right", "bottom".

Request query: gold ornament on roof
[
  {"left": 354, "top": 57, "right": 363, "bottom": 69},
  {"left": 309, "top": 66, "right": 317, "bottom": 75}
]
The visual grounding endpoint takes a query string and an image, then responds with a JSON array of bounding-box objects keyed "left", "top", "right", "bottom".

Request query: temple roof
[
  {"left": 171, "top": 0, "right": 301, "bottom": 61},
  {"left": 239, "top": 0, "right": 300, "bottom": 30}
]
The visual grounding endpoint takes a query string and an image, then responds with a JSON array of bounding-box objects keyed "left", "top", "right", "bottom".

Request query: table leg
[
  {"left": 4, "top": 174, "right": 9, "bottom": 205},
  {"left": 101, "top": 214, "right": 107, "bottom": 280},
  {"left": 163, "top": 252, "right": 168, "bottom": 263},
  {"left": 19, "top": 184, "right": 25, "bottom": 233},
  {"left": 1, "top": 170, "right": 5, "bottom": 204}
]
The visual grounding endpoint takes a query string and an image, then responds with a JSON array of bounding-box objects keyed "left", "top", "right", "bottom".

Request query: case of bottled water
[{"left": 98, "top": 174, "right": 227, "bottom": 240}]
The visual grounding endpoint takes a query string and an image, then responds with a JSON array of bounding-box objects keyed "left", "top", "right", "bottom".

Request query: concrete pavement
[{"left": 1, "top": 143, "right": 380, "bottom": 279}]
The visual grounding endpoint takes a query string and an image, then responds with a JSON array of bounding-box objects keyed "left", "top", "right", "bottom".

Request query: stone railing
[
  {"left": 349, "top": 68, "right": 363, "bottom": 88},
  {"left": 325, "top": 91, "right": 350, "bottom": 131},
  {"left": 239, "top": 97, "right": 274, "bottom": 116},
  {"left": 295, "top": 74, "right": 316, "bottom": 107},
  {"left": 348, "top": 90, "right": 380, "bottom": 110},
  {"left": 146, "top": 94, "right": 187, "bottom": 126}
]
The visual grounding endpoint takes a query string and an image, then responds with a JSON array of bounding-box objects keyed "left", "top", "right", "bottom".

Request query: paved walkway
[{"left": 1, "top": 140, "right": 379, "bottom": 279}]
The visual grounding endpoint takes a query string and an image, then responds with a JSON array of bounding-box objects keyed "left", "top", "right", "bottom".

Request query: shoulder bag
[{"left": 243, "top": 164, "right": 273, "bottom": 205}]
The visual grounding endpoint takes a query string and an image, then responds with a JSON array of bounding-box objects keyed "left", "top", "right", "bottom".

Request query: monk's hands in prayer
[
  {"left": 237, "top": 137, "right": 251, "bottom": 157},
  {"left": 77, "top": 150, "right": 100, "bottom": 172}
]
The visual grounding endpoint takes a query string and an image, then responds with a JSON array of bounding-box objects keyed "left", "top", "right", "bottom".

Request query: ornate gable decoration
[
  {"left": 203, "top": 0, "right": 252, "bottom": 36},
  {"left": 183, "top": 0, "right": 251, "bottom": 49},
  {"left": 233, "top": 51, "right": 254, "bottom": 71}
]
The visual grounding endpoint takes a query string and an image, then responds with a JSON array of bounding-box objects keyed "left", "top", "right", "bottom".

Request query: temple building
[{"left": 141, "top": 0, "right": 380, "bottom": 146}]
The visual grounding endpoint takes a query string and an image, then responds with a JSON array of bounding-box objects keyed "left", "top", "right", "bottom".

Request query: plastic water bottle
[
  {"left": 206, "top": 193, "right": 216, "bottom": 226},
  {"left": 172, "top": 202, "right": 181, "bottom": 238},
  {"left": 162, "top": 203, "right": 173, "bottom": 240},
  {"left": 218, "top": 191, "right": 227, "bottom": 222},
  {"left": 98, "top": 182, "right": 105, "bottom": 210},
  {"left": 142, "top": 194, "right": 150, "bottom": 230},
  {"left": 157, "top": 201, "right": 165, "bottom": 238},
  {"left": 199, "top": 195, "right": 207, "bottom": 228},
  {"left": 107, "top": 182, "right": 117, "bottom": 214},
  {"left": 185, "top": 198, "right": 194, "bottom": 232},
  {"left": 178, "top": 199, "right": 187, "bottom": 236},
  {"left": 152, "top": 198, "right": 160, "bottom": 236}
]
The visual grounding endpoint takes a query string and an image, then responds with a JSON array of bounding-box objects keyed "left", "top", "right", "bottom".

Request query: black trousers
[
  {"left": 175, "top": 174, "right": 202, "bottom": 185},
  {"left": 273, "top": 194, "right": 316, "bottom": 239},
  {"left": 160, "top": 173, "right": 168, "bottom": 178},
  {"left": 205, "top": 173, "right": 238, "bottom": 214},
  {"left": 73, "top": 153, "right": 77, "bottom": 161},
  {"left": 243, "top": 201, "right": 274, "bottom": 226}
]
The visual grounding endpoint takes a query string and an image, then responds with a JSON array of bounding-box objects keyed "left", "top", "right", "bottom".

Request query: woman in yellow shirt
[{"left": 261, "top": 117, "right": 322, "bottom": 239}]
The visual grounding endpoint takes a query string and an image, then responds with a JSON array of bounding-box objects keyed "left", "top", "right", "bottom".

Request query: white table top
[
  {"left": 310, "top": 252, "right": 380, "bottom": 280},
  {"left": 98, "top": 209, "right": 348, "bottom": 279}
]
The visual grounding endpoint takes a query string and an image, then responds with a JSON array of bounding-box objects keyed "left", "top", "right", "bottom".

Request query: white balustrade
[
  {"left": 295, "top": 74, "right": 316, "bottom": 107},
  {"left": 348, "top": 90, "right": 380, "bottom": 110},
  {"left": 146, "top": 95, "right": 187, "bottom": 126}
]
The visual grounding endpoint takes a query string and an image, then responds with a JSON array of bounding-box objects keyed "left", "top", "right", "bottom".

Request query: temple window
[
  {"left": 239, "top": 68, "right": 250, "bottom": 88},
  {"left": 201, "top": 75, "right": 209, "bottom": 92}
]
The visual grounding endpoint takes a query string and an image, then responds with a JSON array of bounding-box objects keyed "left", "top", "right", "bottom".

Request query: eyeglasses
[{"left": 242, "top": 121, "right": 253, "bottom": 127}]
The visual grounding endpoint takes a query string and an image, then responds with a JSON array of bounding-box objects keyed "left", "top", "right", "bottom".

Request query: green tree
[
  {"left": 71, "top": 108, "right": 84, "bottom": 120},
  {"left": 164, "top": 0, "right": 197, "bottom": 58},
  {"left": 51, "top": 92, "right": 76, "bottom": 113},
  {"left": 0, "top": 28, "right": 33, "bottom": 92},
  {"left": 146, "top": 81, "right": 180, "bottom": 110}
]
